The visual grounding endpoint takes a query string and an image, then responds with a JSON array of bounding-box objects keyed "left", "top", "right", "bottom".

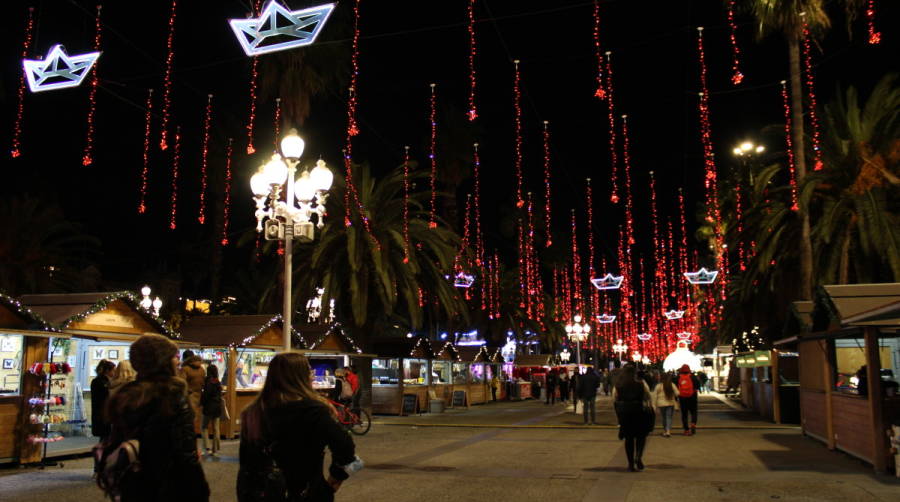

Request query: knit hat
[
  {"left": 130, "top": 333, "right": 178, "bottom": 379},
  {"left": 680, "top": 364, "right": 691, "bottom": 373}
]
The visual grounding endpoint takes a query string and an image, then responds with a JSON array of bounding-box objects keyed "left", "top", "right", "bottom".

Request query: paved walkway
[{"left": 1, "top": 394, "right": 898, "bottom": 501}]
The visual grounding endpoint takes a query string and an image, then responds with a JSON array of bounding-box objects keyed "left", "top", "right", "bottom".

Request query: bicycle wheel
[{"left": 349, "top": 409, "right": 371, "bottom": 435}]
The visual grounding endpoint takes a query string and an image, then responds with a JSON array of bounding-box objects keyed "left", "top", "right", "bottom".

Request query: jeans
[
  {"left": 659, "top": 406, "right": 674, "bottom": 431},
  {"left": 201, "top": 415, "right": 220, "bottom": 453},
  {"left": 582, "top": 397, "right": 596, "bottom": 424},
  {"left": 680, "top": 395, "right": 698, "bottom": 430}
]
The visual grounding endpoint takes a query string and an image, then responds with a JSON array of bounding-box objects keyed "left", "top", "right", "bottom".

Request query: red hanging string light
[
  {"left": 402, "top": 145, "right": 411, "bottom": 263},
  {"left": 725, "top": 0, "right": 744, "bottom": 85},
  {"left": 867, "top": 0, "right": 881, "bottom": 45},
  {"left": 586, "top": 177, "right": 600, "bottom": 328},
  {"left": 542, "top": 121, "right": 553, "bottom": 247},
  {"left": 198, "top": 94, "right": 213, "bottom": 224},
  {"left": 801, "top": 21, "right": 824, "bottom": 171},
  {"left": 605, "top": 51, "right": 619, "bottom": 203},
  {"left": 466, "top": 0, "right": 478, "bottom": 121},
  {"left": 512, "top": 59, "right": 524, "bottom": 208},
  {"left": 221, "top": 138, "right": 234, "bottom": 246},
  {"left": 592, "top": 1, "right": 606, "bottom": 99},
  {"left": 245, "top": 57, "right": 259, "bottom": 155},
  {"left": 273, "top": 97, "right": 281, "bottom": 149},
  {"left": 10, "top": 7, "right": 34, "bottom": 159},
  {"left": 169, "top": 126, "right": 181, "bottom": 230},
  {"left": 473, "top": 143, "right": 484, "bottom": 266},
  {"left": 159, "top": 0, "right": 177, "bottom": 151},
  {"left": 428, "top": 83, "right": 438, "bottom": 229},
  {"left": 781, "top": 80, "right": 799, "bottom": 211},
  {"left": 696, "top": 27, "right": 720, "bottom": 230},
  {"left": 571, "top": 209, "right": 582, "bottom": 315},
  {"left": 620, "top": 115, "right": 636, "bottom": 247},
  {"left": 82, "top": 4, "right": 102, "bottom": 166},
  {"left": 138, "top": 89, "right": 154, "bottom": 214}
]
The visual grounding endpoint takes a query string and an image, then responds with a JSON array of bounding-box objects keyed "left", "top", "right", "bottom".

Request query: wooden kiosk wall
[{"left": 371, "top": 338, "right": 433, "bottom": 415}]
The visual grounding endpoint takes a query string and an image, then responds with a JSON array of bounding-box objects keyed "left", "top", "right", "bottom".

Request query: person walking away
[
  {"left": 579, "top": 368, "right": 601, "bottom": 425},
  {"left": 200, "top": 365, "right": 224, "bottom": 457},
  {"left": 91, "top": 360, "right": 116, "bottom": 441},
  {"left": 602, "top": 369, "right": 612, "bottom": 396},
  {"left": 725, "top": 360, "right": 739, "bottom": 394},
  {"left": 571, "top": 370, "right": 580, "bottom": 414},
  {"left": 109, "top": 360, "right": 137, "bottom": 396},
  {"left": 613, "top": 364, "right": 653, "bottom": 471},
  {"left": 491, "top": 371, "right": 501, "bottom": 401},
  {"left": 180, "top": 350, "right": 205, "bottom": 440},
  {"left": 677, "top": 364, "right": 701, "bottom": 435},
  {"left": 697, "top": 370, "right": 709, "bottom": 394},
  {"left": 98, "top": 334, "right": 210, "bottom": 501},
  {"left": 237, "top": 353, "right": 361, "bottom": 502},
  {"left": 546, "top": 370, "right": 558, "bottom": 405},
  {"left": 559, "top": 371, "right": 569, "bottom": 404},
  {"left": 653, "top": 373, "right": 679, "bottom": 437}
]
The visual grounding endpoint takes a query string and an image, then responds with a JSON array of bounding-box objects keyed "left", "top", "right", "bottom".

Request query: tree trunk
[
  {"left": 839, "top": 224, "right": 851, "bottom": 284},
  {"left": 788, "top": 36, "right": 815, "bottom": 300}
]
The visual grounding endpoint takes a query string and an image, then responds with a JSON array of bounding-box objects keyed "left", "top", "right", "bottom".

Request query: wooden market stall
[
  {"left": 487, "top": 347, "right": 509, "bottom": 401},
  {"left": 734, "top": 350, "right": 800, "bottom": 424},
  {"left": 779, "top": 283, "right": 900, "bottom": 473},
  {"left": 430, "top": 342, "right": 458, "bottom": 406},
  {"left": 179, "top": 314, "right": 307, "bottom": 438},
  {"left": 301, "top": 322, "right": 374, "bottom": 412},
  {"left": 0, "top": 293, "right": 68, "bottom": 465},
  {"left": 511, "top": 353, "right": 554, "bottom": 400},
  {"left": 456, "top": 346, "right": 491, "bottom": 405},
  {"left": 370, "top": 337, "right": 435, "bottom": 415},
  {"left": 19, "top": 292, "right": 184, "bottom": 458}
]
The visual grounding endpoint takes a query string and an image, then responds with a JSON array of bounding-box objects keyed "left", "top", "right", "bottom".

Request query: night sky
[{"left": 1, "top": 0, "right": 897, "bottom": 300}]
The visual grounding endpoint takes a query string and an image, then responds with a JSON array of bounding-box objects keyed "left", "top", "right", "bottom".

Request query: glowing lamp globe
[
  {"left": 140, "top": 285, "right": 151, "bottom": 297},
  {"left": 294, "top": 172, "right": 316, "bottom": 202},
  {"left": 280, "top": 133, "right": 305, "bottom": 159},
  {"left": 250, "top": 172, "right": 271, "bottom": 196},
  {"left": 263, "top": 156, "right": 289, "bottom": 185},
  {"left": 309, "top": 160, "right": 333, "bottom": 191},
  {"left": 662, "top": 340, "right": 703, "bottom": 373}
]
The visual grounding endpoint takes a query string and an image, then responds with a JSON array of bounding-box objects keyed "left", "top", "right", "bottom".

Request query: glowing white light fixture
[
  {"left": 139, "top": 286, "right": 153, "bottom": 311},
  {"left": 637, "top": 333, "right": 652, "bottom": 341},
  {"left": 151, "top": 296, "right": 163, "bottom": 317},
  {"left": 612, "top": 339, "right": 628, "bottom": 358},
  {"left": 684, "top": 268, "right": 718, "bottom": 285},
  {"left": 560, "top": 348, "right": 571, "bottom": 363},
  {"left": 230, "top": 1, "right": 335, "bottom": 56},
  {"left": 280, "top": 133, "right": 305, "bottom": 159},
  {"left": 590, "top": 273, "right": 624, "bottom": 290},
  {"left": 596, "top": 313, "right": 616, "bottom": 324},
  {"left": 664, "top": 309, "right": 685, "bottom": 320},
  {"left": 309, "top": 160, "right": 334, "bottom": 192},
  {"left": 453, "top": 272, "right": 475, "bottom": 288},
  {"left": 663, "top": 340, "right": 703, "bottom": 372},
  {"left": 23, "top": 44, "right": 100, "bottom": 93}
]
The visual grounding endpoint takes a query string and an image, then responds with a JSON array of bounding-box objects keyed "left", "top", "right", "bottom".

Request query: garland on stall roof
[
  {"left": 0, "top": 292, "right": 60, "bottom": 332},
  {"left": 61, "top": 291, "right": 179, "bottom": 339},
  {"left": 306, "top": 322, "right": 362, "bottom": 353},
  {"left": 228, "top": 314, "right": 307, "bottom": 349}
]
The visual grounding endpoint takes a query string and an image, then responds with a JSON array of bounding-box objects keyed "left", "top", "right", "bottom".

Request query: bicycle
[{"left": 330, "top": 399, "right": 371, "bottom": 435}]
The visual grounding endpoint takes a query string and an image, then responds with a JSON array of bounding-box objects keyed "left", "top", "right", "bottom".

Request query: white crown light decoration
[
  {"left": 596, "top": 313, "right": 616, "bottom": 324},
  {"left": 663, "top": 309, "right": 685, "bottom": 320},
  {"left": 23, "top": 44, "right": 100, "bottom": 93},
  {"left": 590, "top": 273, "right": 624, "bottom": 290},
  {"left": 637, "top": 333, "right": 653, "bottom": 341},
  {"left": 453, "top": 272, "right": 475, "bottom": 288},
  {"left": 230, "top": 1, "right": 335, "bottom": 56},
  {"left": 683, "top": 267, "right": 718, "bottom": 285}
]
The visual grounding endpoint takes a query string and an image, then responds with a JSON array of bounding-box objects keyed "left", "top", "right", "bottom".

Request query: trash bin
[{"left": 430, "top": 399, "right": 445, "bottom": 414}]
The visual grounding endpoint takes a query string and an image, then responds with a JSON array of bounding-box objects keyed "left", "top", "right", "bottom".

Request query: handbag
[{"left": 237, "top": 412, "right": 291, "bottom": 502}]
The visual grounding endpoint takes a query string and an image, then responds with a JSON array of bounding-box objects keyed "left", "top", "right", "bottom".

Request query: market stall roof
[
  {"left": 433, "top": 342, "right": 459, "bottom": 361},
  {"left": 372, "top": 336, "right": 435, "bottom": 359},
  {"left": 485, "top": 347, "right": 504, "bottom": 363},
  {"left": 20, "top": 291, "right": 178, "bottom": 339},
  {"left": 456, "top": 345, "right": 490, "bottom": 363},
  {"left": 791, "top": 301, "right": 814, "bottom": 329},
  {"left": 0, "top": 292, "right": 61, "bottom": 333},
  {"left": 514, "top": 354, "right": 554, "bottom": 367},
  {"left": 841, "top": 299, "right": 900, "bottom": 327},
  {"left": 299, "top": 323, "right": 364, "bottom": 354},
  {"left": 823, "top": 283, "right": 900, "bottom": 326},
  {"left": 179, "top": 314, "right": 306, "bottom": 349}
]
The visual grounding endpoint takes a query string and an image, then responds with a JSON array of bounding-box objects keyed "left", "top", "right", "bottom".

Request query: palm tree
[{"left": 291, "top": 162, "right": 468, "bottom": 349}]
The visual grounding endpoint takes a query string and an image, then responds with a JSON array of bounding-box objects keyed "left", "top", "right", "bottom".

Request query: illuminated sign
[
  {"left": 590, "top": 273, "right": 624, "bottom": 290},
  {"left": 684, "top": 268, "right": 718, "bottom": 285},
  {"left": 23, "top": 45, "right": 100, "bottom": 92},
  {"left": 230, "top": 1, "right": 335, "bottom": 56}
]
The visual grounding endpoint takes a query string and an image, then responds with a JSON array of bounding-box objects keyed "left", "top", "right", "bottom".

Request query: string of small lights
[
  {"left": 725, "top": 0, "right": 743, "bottom": 85},
  {"left": 801, "top": 22, "right": 824, "bottom": 171},
  {"left": 605, "top": 51, "right": 619, "bottom": 203},
  {"left": 620, "top": 115, "right": 635, "bottom": 247},
  {"left": 696, "top": 27, "right": 719, "bottom": 228},
  {"left": 82, "top": 4, "right": 102, "bottom": 166},
  {"left": 221, "top": 138, "right": 233, "bottom": 246},
  {"left": 570, "top": 209, "right": 582, "bottom": 316},
  {"left": 138, "top": 88, "right": 154, "bottom": 214},
  {"left": 542, "top": 121, "right": 553, "bottom": 247},
  {"left": 198, "top": 94, "right": 213, "bottom": 224},
  {"left": 472, "top": 143, "right": 484, "bottom": 267},
  {"left": 159, "top": 0, "right": 177, "bottom": 151},
  {"left": 344, "top": 0, "right": 363, "bottom": 227},
  {"left": 781, "top": 80, "right": 799, "bottom": 211},
  {"left": 467, "top": 0, "right": 478, "bottom": 121},
  {"left": 245, "top": 56, "right": 259, "bottom": 154},
  {"left": 169, "top": 125, "right": 181, "bottom": 230},
  {"left": 273, "top": 97, "right": 281, "bottom": 150},
  {"left": 402, "top": 145, "right": 411, "bottom": 263},
  {"left": 10, "top": 7, "right": 34, "bottom": 159},
  {"left": 592, "top": 1, "right": 606, "bottom": 99},
  {"left": 428, "top": 83, "right": 438, "bottom": 229},
  {"left": 512, "top": 59, "right": 524, "bottom": 208},
  {"left": 867, "top": 0, "right": 881, "bottom": 45}
]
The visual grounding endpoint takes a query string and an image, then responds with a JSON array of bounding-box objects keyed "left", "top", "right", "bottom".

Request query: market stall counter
[
  {"left": 370, "top": 337, "right": 435, "bottom": 415},
  {"left": 300, "top": 323, "right": 375, "bottom": 410},
  {"left": 456, "top": 346, "right": 491, "bottom": 405},
  {"left": 179, "top": 314, "right": 306, "bottom": 438},
  {"left": 19, "top": 291, "right": 183, "bottom": 460}
]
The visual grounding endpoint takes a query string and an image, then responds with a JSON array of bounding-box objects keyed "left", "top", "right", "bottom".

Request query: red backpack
[{"left": 678, "top": 373, "right": 695, "bottom": 398}]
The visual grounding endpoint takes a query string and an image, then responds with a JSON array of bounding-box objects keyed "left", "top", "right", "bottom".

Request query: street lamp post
[
  {"left": 564, "top": 314, "right": 590, "bottom": 367},
  {"left": 250, "top": 130, "right": 333, "bottom": 351},
  {"left": 612, "top": 338, "right": 628, "bottom": 361}
]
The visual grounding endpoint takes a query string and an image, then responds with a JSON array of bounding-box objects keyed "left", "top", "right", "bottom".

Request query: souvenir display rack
[{"left": 27, "top": 362, "right": 72, "bottom": 467}]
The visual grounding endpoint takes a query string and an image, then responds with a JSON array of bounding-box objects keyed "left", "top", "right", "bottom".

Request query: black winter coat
[
  {"left": 578, "top": 371, "right": 601, "bottom": 399},
  {"left": 111, "top": 380, "right": 210, "bottom": 502},
  {"left": 91, "top": 374, "right": 111, "bottom": 438},
  {"left": 200, "top": 378, "right": 224, "bottom": 418},
  {"left": 238, "top": 399, "right": 356, "bottom": 502}
]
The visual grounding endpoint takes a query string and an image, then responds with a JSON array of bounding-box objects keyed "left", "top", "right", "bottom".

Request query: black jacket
[
  {"left": 200, "top": 377, "right": 224, "bottom": 418},
  {"left": 111, "top": 379, "right": 210, "bottom": 502},
  {"left": 91, "top": 375, "right": 111, "bottom": 437},
  {"left": 578, "top": 371, "right": 601, "bottom": 399},
  {"left": 238, "top": 400, "right": 356, "bottom": 502}
]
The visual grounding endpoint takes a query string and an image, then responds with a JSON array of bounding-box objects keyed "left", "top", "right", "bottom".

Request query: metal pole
[
  {"left": 576, "top": 341, "right": 581, "bottom": 367},
  {"left": 283, "top": 163, "right": 296, "bottom": 352}
]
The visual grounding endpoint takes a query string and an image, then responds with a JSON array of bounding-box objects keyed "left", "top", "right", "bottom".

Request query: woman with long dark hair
[
  {"left": 613, "top": 364, "right": 653, "bottom": 472},
  {"left": 101, "top": 334, "right": 210, "bottom": 501},
  {"left": 238, "top": 352, "right": 360, "bottom": 502},
  {"left": 653, "top": 372, "right": 679, "bottom": 437},
  {"left": 200, "top": 364, "right": 224, "bottom": 456},
  {"left": 91, "top": 359, "right": 116, "bottom": 441}
]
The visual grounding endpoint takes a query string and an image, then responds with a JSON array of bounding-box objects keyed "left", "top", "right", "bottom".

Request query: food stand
[
  {"left": 179, "top": 314, "right": 306, "bottom": 438},
  {"left": 431, "top": 342, "right": 458, "bottom": 406},
  {"left": 19, "top": 292, "right": 183, "bottom": 458},
  {"left": 370, "top": 337, "right": 435, "bottom": 415}
]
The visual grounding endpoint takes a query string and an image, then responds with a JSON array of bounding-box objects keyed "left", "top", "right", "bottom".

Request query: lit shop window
[{"left": 0, "top": 333, "right": 24, "bottom": 396}]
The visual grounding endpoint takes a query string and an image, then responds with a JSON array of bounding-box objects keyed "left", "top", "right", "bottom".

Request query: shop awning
[{"left": 179, "top": 314, "right": 306, "bottom": 349}]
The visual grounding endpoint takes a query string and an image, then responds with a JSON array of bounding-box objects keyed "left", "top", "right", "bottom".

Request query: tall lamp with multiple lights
[
  {"left": 564, "top": 314, "right": 590, "bottom": 366},
  {"left": 250, "top": 130, "right": 333, "bottom": 351}
]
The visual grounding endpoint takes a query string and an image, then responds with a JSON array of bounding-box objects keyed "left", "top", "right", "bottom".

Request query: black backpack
[{"left": 93, "top": 438, "right": 141, "bottom": 501}]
